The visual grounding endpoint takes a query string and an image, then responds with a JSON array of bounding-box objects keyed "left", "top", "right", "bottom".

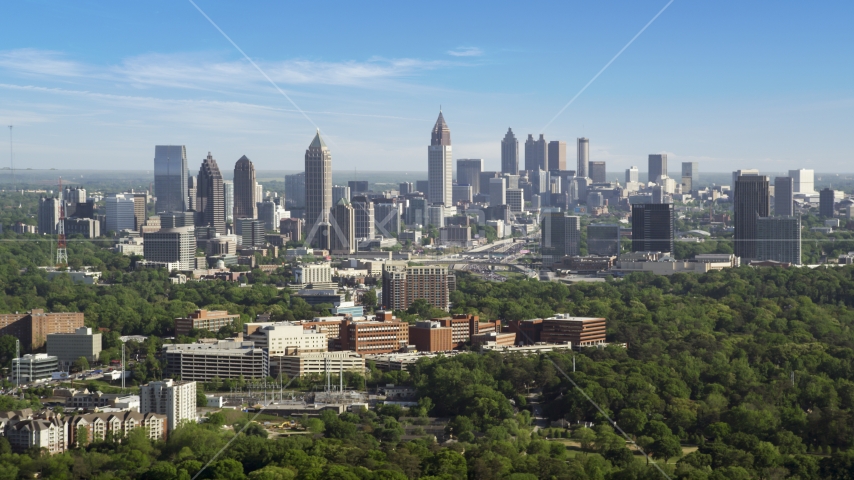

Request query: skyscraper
[
  {"left": 38, "top": 197, "right": 61, "bottom": 235},
  {"left": 489, "top": 177, "right": 506, "bottom": 206},
  {"left": 576, "top": 138, "right": 589, "bottom": 178},
  {"left": 154, "top": 145, "right": 188, "bottom": 214},
  {"left": 732, "top": 169, "right": 759, "bottom": 188},
  {"left": 774, "top": 176, "right": 794, "bottom": 216},
  {"left": 648, "top": 154, "right": 667, "bottom": 183},
  {"left": 788, "top": 169, "right": 815, "bottom": 194},
  {"left": 631, "top": 203, "right": 674, "bottom": 254},
  {"left": 187, "top": 175, "right": 197, "bottom": 212},
  {"left": 820, "top": 188, "right": 835, "bottom": 218},
  {"left": 501, "top": 128, "right": 519, "bottom": 175},
  {"left": 222, "top": 180, "right": 234, "bottom": 223},
  {"left": 233, "top": 155, "right": 257, "bottom": 220},
  {"left": 105, "top": 194, "right": 136, "bottom": 234},
  {"left": 284, "top": 172, "right": 306, "bottom": 209},
  {"left": 351, "top": 196, "right": 375, "bottom": 239},
  {"left": 589, "top": 161, "right": 606, "bottom": 183},
  {"left": 587, "top": 224, "right": 621, "bottom": 256},
  {"left": 548, "top": 141, "right": 566, "bottom": 172},
  {"left": 332, "top": 185, "right": 351, "bottom": 206},
  {"left": 195, "top": 152, "right": 226, "bottom": 235},
  {"left": 524, "top": 134, "right": 547, "bottom": 172},
  {"left": 541, "top": 212, "right": 580, "bottom": 266},
  {"left": 428, "top": 111, "right": 453, "bottom": 206},
  {"left": 457, "top": 159, "right": 483, "bottom": 195},
  {"left": 625, "top": 166, "right": 639, "bottom": 184},
  {"left": 305, "top": 131, "right": 332, "bottom": 247},
  {"left": 733, "top": 175, "right": 770, "bottom": 260},
  {"left": 757, "top": 216, "right": 801, "bottom": 265},
  {"left": 330, "top": 198, "right": 355, "bottom": 254},
  {"left": 681, "top": 162, "right": 698, "bottom": 193}
]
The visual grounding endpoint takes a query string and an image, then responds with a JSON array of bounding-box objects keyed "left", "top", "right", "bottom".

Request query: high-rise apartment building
[
  {"left": 548, "top": 140, "right": 566, "bottom": 172},
  {"left": 330, "top": 198, "right": 355, "bottom": 254},
  {"left": 0, "top": 309, "right": 85, "bottom": 350},
  {"left": 143, "top": 227, "right": 195, "bottom": 270},
  {"left": 774, "top": 176, "right": 794, "bottom": 216},
  {"left": 105, "top": 194, "right": 136, "bottom": 234},
  {"left": 154, "top": 145, "right": 188, "bottom": 214},
  {"left": 648, "top": 154, "right": 668, "bottom": 183},
  {"left": 38, "top": 197, "right": 61, "bottom": 235},
  {"left": 757, "top": 216, "right": 801, "bottom": 265},
  {"left": 428, "top": 111, "right": 453, "bottom": 206},
  {"left": 820, "top": 188, "right": 835, "bottom": 218},
  {"left": 587, "top": 224, "right": 621, "bottom": 256},
  {"left": 489, "top": 177, "right": 506, "bottom": 206},
  {"left": 305, "top": 131, "right": 332, "bottom": 247},
  {"left": 788, "top": 169, "right": 815, "bottom": 194},
  {"left": 233, "top": 155, "right": 257, "bottom": 220},
  {"left": 195, "top": 153, "right": 226, "bottom": 235},
  {"left": 285, "top": 172, "right": 306, "bottom": 209},
  {"left": 501, "top": 128, "right": 519, "bottom": 175},
  {"left": 457, "top": 159, "right": 483, "bottom": 194},
  {"left": 524, "top": 134, "right": 547, "bottom": 172},
  {"left": 576, "top": 138, "right": 589, "bottom": 178},
  {"left": 352, "top": 196, "right": 375, "bottom": 239},
  {"left": 223, "top": 180, "right": 234, "bottom": 223},
  {"left": 541, "top": 212, "right": 580, "bottom": 266},
  {"left": 626, "top": 166, "right": 639, "bottom": 184},
  {"left": 382, "top": 264, "right": 451, "bottom": 311},
  {"left": 631, "top": 203, "right": 674, "bottom": 254},
  {"left": 589, "top": 161, "right": 606, "bottom": 183},
  {"left": 681, "top": 162, "right": 698, "bottom": 193},
  {"left": 733, "top": 175, "right": 770, "bottom": 260},
  {"left": 140, "top": 379, "right": 197, "bottom": 432}
]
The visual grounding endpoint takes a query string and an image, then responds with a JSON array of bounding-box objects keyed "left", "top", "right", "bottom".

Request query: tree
[
  {"left": 362, "top": 290, "right": 377, "bottom": 309},
  {"left": 72, "top": 356, "right": 90, "bottom": 372},
  {"left": 211, "top": 458, "right": 246, "bottom": 480},
  {"left": 196, "top": 390, "right": 208, "bottom": 407},
  {"left": 76, "top": 425, "right": 89, "bottom": 448},
  {"left": 650, "top": 436, "right": 683, "bottom": 464}
]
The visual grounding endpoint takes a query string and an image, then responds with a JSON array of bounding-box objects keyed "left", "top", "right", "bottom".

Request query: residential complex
[
  {"left": 0, "top": 309, "right": 85, "bottom": 350},
  {"left": 381, "top": 264, "right": 451, "bottom": 312},
  {"left": 139, "top": 379, "right": 197, "bottom": 432}
]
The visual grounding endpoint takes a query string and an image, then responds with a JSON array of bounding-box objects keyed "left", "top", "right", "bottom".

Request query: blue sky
[{"left": 1, "top": 0, "right": 853, "bottom": 174}]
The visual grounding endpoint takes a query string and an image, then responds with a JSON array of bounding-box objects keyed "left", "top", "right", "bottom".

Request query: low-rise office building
[
  {"left": 174, "top": 309, "right": 240, "bottom": 336},
  {"left": 509, "top": 315, "right": 607, "bottom": 347},
  {"left": 245, "top": 322, "right": 328, "bottom": 356},
  {"left": 47, "top": 327, "right": 102, "bottom": 370},
  {"left": 471, "top": 331, "right": 517, "bottom": 348},
  {"left": 434, "top": 314, "right": 501, "bottom": 348},
  {"left": 340, "top": 311, "right": 409, "bottom": 354},
  {"left": 273, "top": 351, "right": 365, "bottom": 378},
  {"left": 163, "top": 340, "right": 269, "bottom": 381},
  {"left": 13, "top": 354, "right": 59, "bottom": 383},
  {"left": 408, "top": 321, "right": 453, "bottom": 352}
]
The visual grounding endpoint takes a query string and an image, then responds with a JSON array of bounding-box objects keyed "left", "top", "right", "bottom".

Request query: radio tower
[{"left": 56, "top": 177, "right": 68, "bottom": 267}]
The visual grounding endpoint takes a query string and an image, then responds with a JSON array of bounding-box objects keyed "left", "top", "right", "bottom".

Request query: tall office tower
[
  {"left": 131, "top": 193, "right": 147, "bottom": 230},
  {"left": 631, "top": 203, "right": 674, "bottom": 254},
  {"left": 547, "top": 140, "right": 566, "bottom": 172},
  {"left": 681, "top": 162, "right": 699, "bottom": 193},
  {"left": 399, "top": 182, "right": 413, "bottom": 196},
  {"left": 256, "top": 200, "right": 279, "bottom": 231},
  {"left": 651, "top": 185, "right": 666, "bottom": 204},
  {"left": 38, "top": 197, "right": 61, "bottom": 235},
  {"left": 587, "top": 224, "right": 621, "bottom": 256},
  {"left": 415, "top": 180, "right": 430, "bottom": 194},
  {"left": 426, "top": 205, "right": 445, "bottom": 228},
  {"left": 195, "top": 153, "right": 226, "bottom": 235},
  {"left": 222, "top": 180, "right": 234, "bottom": 223},
  {"left": 374, "top": 200, "right": 401, "bottom": 237},
  {"left": 774, "top": 176, "right": 794, "bottom": 216},
  {"left": 732, "top": 169, "right": 759, "bottom": 188},
  {"left": 285, "top": 172, "right": 306, "bottom": 210},
  {"left": 457, "top": 159, "right": 484, "bottom": 194},
  {"left": 154, "top": 145, "right": 188, "bottom": 214},
  {"left": 187, "top": 175, "right": 197, "bottom": 212},
  {"left": 140, "top": 379, "right": 196, "bottom": 432},
  {"left": 506, "top": 189, "right": 523, "bottom": 213},
  {"left": 332, "top": 185, "right": 351, "bottom": 206},
  {"left": 648, "top": 154, "right": 667, "bottom": 183},
  {"left": 504, "top": 173, "right": 520, "bottom": 190},
  {"left": 160, "top": 211, "right": 194, "bottom": 229},
  {"left": 489, "top": 177, "right": 506, "bottom": 206},
  {"left": 501, "top": 128, "right": 519, "bottom": 175},
  {"left": 428, "top": 111, "right": 453, "bottom": 206},
  {"left": 329, "top": 198, "right": 355, "bottom": 254},
  {"left": 733, "top": 175, "right": 770, "bottom": 260},
  {"left": 255, "top": 184, "right": 264, "bottom": 203},
  {"left": 576, "top": 138, "right": 589, "bottom": 178},
  {"left": 789, "top": 169, "right": 815, "bottom": 194},
  {"left": 479, "top": 171, "right": 500, "bottom": 196},
  {"left": 524, "top": 134, "right": 547, "bottom": 172},
  {"left": 626, "top": 166, "right": 639, "bottom": 183},
  {"left": 233, "top": 155, "right": 257, "bottom": 220},
  {"left": 351, "top": 196, "right": 375, "bottom": 239},
  {"left": 589, "top": 161, "right": 606, "bottom": 183},
  {"left": 405, "top": 196, "right": 427, "bottom": 227},
  {"left": 540, "top": 212, "right": 580, "bottom": 266},
  {"left": 348, "top": 180, "right": 369, "bottom": 194},
  {"left": 757, "top": 216, "right": 801, "bottom": 265},
  {"left": 106, "top": 194, "right": 136, "bottom": 234},
  {"left": 453, "top": 184, "right": 473, "bottom": 204},
  {"left": 143, "top": 227, "right": 195, "bottom": 270},
  {"left": 305, "top": 131, "right": 332, "bottom": 246},
  {"left": 820, "top": 188, "right": 835, "bottom": 218},
  {"left": 238, "top": 218, "right": 265, "bottom": 247}
]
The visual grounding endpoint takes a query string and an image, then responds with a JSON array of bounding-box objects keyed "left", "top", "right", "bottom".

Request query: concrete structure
[
  {"left": 38, "top": 197, "right": 61, "bottom": 235},
  {"left": 332, "top": 185, "right": 351, "bottom": 206},
  {"left": 143, "top": 227, "right": 195, "bottom": 270},
  {"left": 154, "top": 145, "right": 189, "bottom": 213},
  {"left": 139, "top": 379, "right": 197, "bottom": 432},
  {"left": 788, "top": 169, "right": 814, "bottom": 194},
  {"left": 648, "top": 154, "right": 667, "bottom": 183},
  {"left": 525, "top": 134, "right": 547, "bottom": 172},
  {"left": 105, "top": 194, "right": 136, "bottom": 234},
  {"left": 174, "top": 309, "right": 240, "bottom": 336},
  {"left": 734, "top": 175, "right": 770, "bottom": 260},
  {"left": 589, "top": 161, "right": 606, "bottom": 184},
  {"left": 285, "top": 172, "right": 306, "bottom": 209},
  {"left": 681, "top": 162, "right": 699, "bottom": 193},
  {"left": 820, "top": 188, "right": 835, "bottom": 218},
  {"left": 506, "top": 188, "right": 523, "bottom": 213},
  {"left": 576, "top": 138, "right": 589, "bottom": 178},
  {"left": 613, "top": 252, "right": 739, "bottom": 275},
  {"left": 435, "top": 314, "right": 500, "bottom": 348},
  {"left": 305, "top": 132, "right": 332, "bottom": 247},
  {"left": 279, "top": 218, "right": 302, "bottom": 241},
  {"left": 428, "top": 111, "right": 453, "bottom": 206},
  {"left": 541, "top": 212, "right": 580, "bottom": 266},
  {"left": 471, "top": 331, "right": 516, "bottom": 348},
  {"left": 274, "top": 351, "right": 364, "bottom": 378},
  {"left": 452, "top": 184, "right": 473, "bottom": 204},
  {"left": 233, "top": 155, "right": 257, "bottom": 220},
  {"left": 489, "top": 176, "right": 506, "bottom": 206},
  {"left": 625, "top": 166, "right": 639, "bottom": 184},
  {"left": 293, "top": 263, "right": 334, "bottom": 287},
  {"left": 13, "top": 354, "right": 59, "bottom": 383},
  {"left": 0, "top": 309, "right": 85, "bottom": 350},
  {"left": 352, "top": 196, "right": 376, "bottom": 240},
  {"left": 774, "top": 176, "right": 794, "bottom": 216},
  {"left": 330, "top": 198, "right": 356, "bottom": 254},
  {"left": 47, "top": 327, "right": 102, "bottom": 370},
  {"left": 547, "top": 140, "right": 566, "bottom": 172},
  {"left": 409, "top": 321, "right": 453, "bottom": 352},
  {"left": 196, "top": 152, "right": 226, "bottom": 235},
  {"left": 457, "top": 159, "right": 484, "bottom": 195},
  {"left": 757, "top": 216, "right": 802, "bottom": 265},
  {"left": 587, "top": 224, "right": 621, "bottom": 256},
  {"left": 500, "top": 129, "right": 519, "bottom": 175},
  {"left": 631, "top": 203, "right": 674, "bottom": 254},
  {"left": 68, "top": 411, "right": 166, "bottom": 446},
  {"left": 163, "top": 340, "right": 269, "bottom": 381},
  {"left": 245, "top": 321, "right": 328, "bottom": 356},
  {"left": 64, "top": 218, "right": 100, "bottom": 238},
  {"left": 382, "top": 264, "right": 451, "bottom": 311}
]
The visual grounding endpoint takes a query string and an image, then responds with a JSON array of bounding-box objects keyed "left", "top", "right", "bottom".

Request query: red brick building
[
  {"left": 408, "top": 321, "right": 453, "bottom": 352},
  {"left": 340, "top": 311, "right": 409, "bottom": 354},
  {"left": 174, "top": 309, "right": 240, "bottom": 336},
  {"left": 508, "top": 315, "right": 606, "bottom": 347},
  {"left": 0, "top": 309, "right": 85, "bottom": 350},
  {"left": 434, "top": 314, "right": 501, "bottom": 348}
]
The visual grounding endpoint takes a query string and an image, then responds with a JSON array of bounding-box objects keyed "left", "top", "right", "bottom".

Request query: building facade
[
  {"left": 174, "top": 309, "right": 240, "bottom": 336},
  {"left": 428, "top": 111, "right": 453, "bottom": 206},
  {"left": 154, "top": 145, "right": 188, "bottom": 214},
  {"left": 12, "top": 354, "right": 59, "bottom": 383},
  {"left": 547, "top": 140, "right": 566, "bottom": 172},
  {"left": 143, "top": 227, "right": 195, "bottom": 270},
  {"left": 330, "top": 198, "right": 355, "bottom": 254},
  {"left": 589, "top": 161, "right": 606, "bottom": 184},
  {"left": 631, "top": 203, "right": 674, "bottom": 254},
  {"left": 756, "top": 216, "right": 801, "bottom": 265},
  {"left": 733, "top": 175, "right": 770, "bottom": 260},
  {"left": 774, "top": 176, "right": 794, "bottom": 216},
  {"left": 68, "top": 411, "right": 167, "bottom": 446},
  {"left": 305, "top": 132, "right": 332, "bottom": 247},
  {"left": 541, "top": 212, "right": 580, "bottom": 266},
  {"left": 46, "top": 327, "right": 102, "bottom": 370},
  {"left": 233, "top": 155, "right": 257, "bottom": 220},
  {"left": 587, "top": 224, "right": 621, "bottom": 256},
  {"left": 139, "top": 379, "right": 197, "bottom": 432},
  {"left": 0, "top": 309, "right": 85, "bottom": 350},
  {"left": 409, "top": 321, "right": 453, "bottom": 352},
  {"left": 524, "top": 134, "right": 547, "bottom": 172},
  {"left": 457, "top": 159, "right": 484, "bottom": 194},
  {"left": 285, "top": 172, "right": 306, "bottom": 209},
  {"left": 576, "top": 138, "right": 589, "bottom": 178},
  {"left": 195, "top": 153, "right": 226, "bottom": 235},
  {"left": 681, "top": 162, "right": 698, "bottom": 193},
  {"left": 382, "top": 264, "right": 451, "bottom": 312},
  {"left": 163, "top": 340, "right": 269, "bottom": 381}
]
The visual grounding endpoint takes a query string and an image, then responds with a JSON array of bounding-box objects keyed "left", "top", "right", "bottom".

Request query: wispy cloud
[
  {"left": 0, "top": 49, "right": 92, "bottom": 78},
  {"left": 447, "top": 46, "right": 483, "bottom": 57}
]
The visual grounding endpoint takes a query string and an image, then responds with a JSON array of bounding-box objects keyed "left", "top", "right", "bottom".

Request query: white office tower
[
  {"left": 140, "top": 379, "right": 196, "bottom": 432},
  {"left": 106, "top": 194, "right": 136, "bottom": 234},
  {"left": 626, "top": 166, "right": 639, "bottom": 184},
  {"left": 332, "top": 185, "right": 351, "bottom": 205},
  {"left": 428, "top": 111, "right": 453, "bottom": 206},
  {"left": 255, "top": 184, "right": 264, "bottom": 202},
  {"left": 577, "top": 138, "right": 589, "bottom": 178},
  {"left": 489, "top": 177, "right": 507, "bottom": 206},
  {"left": 788, "top": 169, "right": 815, "bottom": 194},
  {"left": 223, "top": 180, "right": 234, "bottom": 223},
  {"left": 143, "top": 227, "right": 195, "bottom": 270}
]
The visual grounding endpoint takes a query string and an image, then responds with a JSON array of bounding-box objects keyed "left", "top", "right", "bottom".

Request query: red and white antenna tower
[{"left": 56, "top": 177, "right": 68, "bottom": 266}]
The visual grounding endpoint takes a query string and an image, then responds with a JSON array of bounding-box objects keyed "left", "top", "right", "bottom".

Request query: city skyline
[{"left": 1, "top": 2, "right": 853, "bottom": 173}]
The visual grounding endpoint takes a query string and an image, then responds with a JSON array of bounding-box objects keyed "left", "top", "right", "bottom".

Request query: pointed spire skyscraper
[
  {"left": 305, "top": 130, "right": 332, "bottom": 248},
  {"left": 428, "top": 110, "right": 453, "bottom": 206}
]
